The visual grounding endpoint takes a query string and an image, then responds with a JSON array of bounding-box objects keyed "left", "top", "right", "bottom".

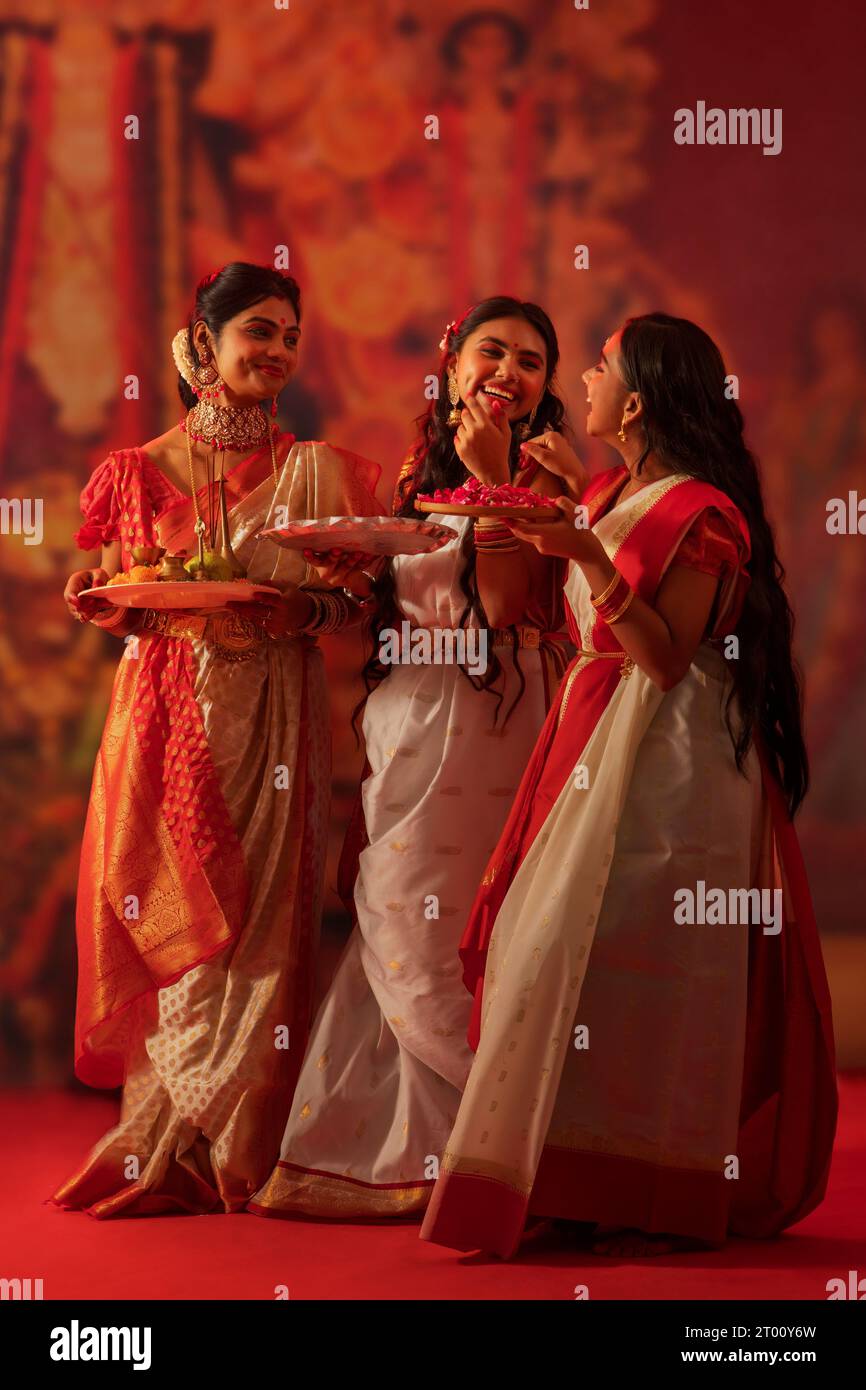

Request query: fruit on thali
[
  {"left": 99, "top": 553, "right": 246, "bottom": 586},
  {"left": 184, "top": 549, "right": 235, "bottom": 582}
]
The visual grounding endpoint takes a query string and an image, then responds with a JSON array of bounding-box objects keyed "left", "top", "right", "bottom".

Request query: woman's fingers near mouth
[{"left": 475, "top": 390, "right": 506, "bottom": 421}]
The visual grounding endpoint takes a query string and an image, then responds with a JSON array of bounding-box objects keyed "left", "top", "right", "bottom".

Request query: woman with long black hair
[
  {"left": 250, "top": 297, "right": 575, "bottom": 1219},
  {"left": 420, "top": 312, "right": 837, "bottom": 1258}
]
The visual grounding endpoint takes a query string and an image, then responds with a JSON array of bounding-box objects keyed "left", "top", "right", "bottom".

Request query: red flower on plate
[{"left": 418, "top": 478, "right": 557, "bottom": 508}]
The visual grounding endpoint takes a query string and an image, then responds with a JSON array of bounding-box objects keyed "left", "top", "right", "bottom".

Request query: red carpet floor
[{"left": 2, "top": 1078, "right": 863, "bottom": 1301}]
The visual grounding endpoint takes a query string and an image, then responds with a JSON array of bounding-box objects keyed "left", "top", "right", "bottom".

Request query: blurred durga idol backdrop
[{"left": 0, "top": 0, "right": 863, "bottom": 1084}]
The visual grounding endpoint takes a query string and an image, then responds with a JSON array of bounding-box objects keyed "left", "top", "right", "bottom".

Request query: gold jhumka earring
[
  {"left": 191, "top": 346, "right": 226, "bottom": 400},
  {"left": 517, "top": 404, "right": 539, "bottom": 442},
  {"left": 447, "top": 370, "right": 462, "bottom": 427}
]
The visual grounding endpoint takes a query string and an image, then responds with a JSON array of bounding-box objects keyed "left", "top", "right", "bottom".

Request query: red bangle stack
[
  {"left": 590, "top": 569, "right": 635, "bottom": 624},
  {"left": 473, "top": 519, "right": 520, "bottom": 554}
]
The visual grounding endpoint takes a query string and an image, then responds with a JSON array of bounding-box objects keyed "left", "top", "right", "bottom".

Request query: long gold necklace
[{"left": 184, "top": 416, "right": 280, "bottom": 554}]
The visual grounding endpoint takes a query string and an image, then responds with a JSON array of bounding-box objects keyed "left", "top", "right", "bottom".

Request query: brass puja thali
[
  {"left": 83, "top": 580, "right": 281, "bottom": 612},
  {"left": 82, "top": 546, "right": 280, "bottom": 611}
]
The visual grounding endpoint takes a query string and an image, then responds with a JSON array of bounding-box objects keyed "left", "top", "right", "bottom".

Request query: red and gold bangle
[
  {"left": 591, "top": 571, "right": 634, "bottom": 624},
  {"left": 603, "top": 586, "right": 635, "bottom": 624},
  {"left": 474, "top": 518, "right": 520, "bottom": 553},
  {"left": 89, "top": 605, "right": 131, "bottom": 630},
  {"left": 474, "top": 527, "right": 514, "bottom": 541},
  {"left": 590, "top": 568, "right": 621, "bottom": 607}
]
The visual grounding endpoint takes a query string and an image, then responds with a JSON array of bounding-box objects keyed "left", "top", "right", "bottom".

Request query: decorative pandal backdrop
[{"left": 0, "top": 0, "right": 863, "bottom": 1081}]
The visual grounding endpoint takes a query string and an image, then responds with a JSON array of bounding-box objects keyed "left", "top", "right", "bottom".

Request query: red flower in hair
[{"left": 438, "top": 305, "right": 476, "bottom": 352}]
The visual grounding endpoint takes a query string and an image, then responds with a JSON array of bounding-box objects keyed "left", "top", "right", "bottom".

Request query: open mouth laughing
[{"left": 481, "top": 382, "right": 518, "bottom": 405}]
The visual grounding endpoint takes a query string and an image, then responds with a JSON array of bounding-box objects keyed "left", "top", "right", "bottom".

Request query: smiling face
[
  {"left": 581, "top": 327, "right": 636, "bottom": 441},
  {"left": 193, "top": 295, "right": 300, "bottom": 405},
  {"left": 450, "top": 316, "right": 548, "bottom": 423}
]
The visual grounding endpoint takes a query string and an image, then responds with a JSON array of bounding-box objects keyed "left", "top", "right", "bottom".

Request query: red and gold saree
[
  {"left": 51, "top": 434, "right": 383, "bottom": 1217},
  {"left": 420, "top": 465, "right": 837, "bottom": 1257}
]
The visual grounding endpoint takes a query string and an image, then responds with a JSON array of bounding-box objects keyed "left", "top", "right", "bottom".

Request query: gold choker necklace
[{"left": 181, "top": 399, "right": 271, "bottom": 452}]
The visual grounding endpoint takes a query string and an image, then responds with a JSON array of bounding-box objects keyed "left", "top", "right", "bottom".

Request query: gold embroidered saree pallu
[
  {"left": 420, "top": 468, "right": 837, "bottom": 1257},
  {"left": 52, "top": 438, "right": 383, "bottom": 1217}
]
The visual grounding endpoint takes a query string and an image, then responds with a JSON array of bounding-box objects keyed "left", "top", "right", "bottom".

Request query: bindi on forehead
[{"left": 477, "top": 334, "right": 544, "bottom": 359}]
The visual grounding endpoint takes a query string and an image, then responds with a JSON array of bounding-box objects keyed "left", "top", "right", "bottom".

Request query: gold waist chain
[{"left": 557, "top": 641, "right": 635, "bottom": 727}]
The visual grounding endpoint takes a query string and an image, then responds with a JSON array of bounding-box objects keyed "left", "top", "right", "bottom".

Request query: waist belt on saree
[
  {"left": 572, "top": 623, "right": 635, "bottom": 677},
  {"left": 140, "top": 608, "right": 315, "bottom": 663},
  {"left": 408, "top": 624, "right": 543, "bottom": 649}
]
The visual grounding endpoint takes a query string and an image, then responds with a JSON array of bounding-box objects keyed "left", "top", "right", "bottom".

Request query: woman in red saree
[
  {"left": 420, "top": 313, "right": 837, "bottom": 1259},
  {"left": 51, "top": 263, "right": 382, "bottom": 1217}
]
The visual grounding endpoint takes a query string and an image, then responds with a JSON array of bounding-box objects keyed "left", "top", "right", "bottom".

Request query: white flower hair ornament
[{"left": 172, "top": 328, "right": 198, "bottom": 387}]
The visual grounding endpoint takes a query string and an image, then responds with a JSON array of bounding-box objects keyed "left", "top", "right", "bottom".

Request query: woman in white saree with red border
[
  {"left": 249, "top": 298, "right": 572, "bottom": 1220},
  {"left": 421, "top": 314, "right": 837, "bottom": 1258}
]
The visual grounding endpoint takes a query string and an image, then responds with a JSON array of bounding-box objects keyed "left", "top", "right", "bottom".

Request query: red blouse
[
  {"left": 673, "top": 506, "right": 750, "bottom": 636},
  {"left": 675, "top": 507, "right": 743, "bottom": 579},
  {"left": 75, "top": 448, "right": 183, "bottom": 564}
]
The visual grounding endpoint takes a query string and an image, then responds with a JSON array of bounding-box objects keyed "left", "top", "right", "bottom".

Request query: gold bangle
[{"left": 591, "top": 568, "right": 621, "bottom": 607}]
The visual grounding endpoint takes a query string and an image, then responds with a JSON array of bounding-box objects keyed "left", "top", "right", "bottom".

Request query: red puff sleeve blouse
[
  {"left": 674, "top": 507, "right": 750, "bottom": 637},
  {"left": 74, "top": 449, "right": 181, "bottom": 568}
]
